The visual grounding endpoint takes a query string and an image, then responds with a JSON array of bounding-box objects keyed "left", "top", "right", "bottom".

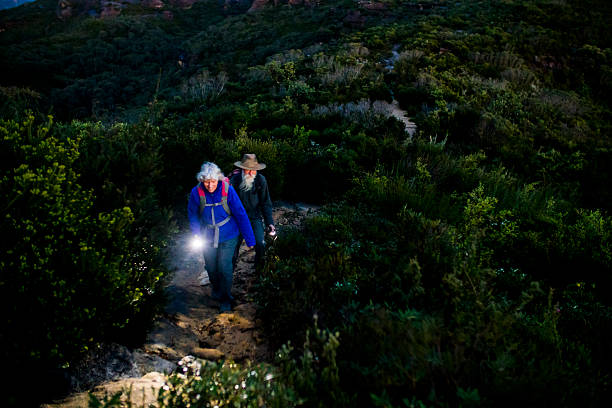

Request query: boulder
[
  {"left": 168, "top": 0, "right": 196, "bottom": 8},
  {"left": 246, "top": 0, "right": 267, "bottom": 12},
  {"left": 56, "top": 0, "right": 98, "bottom": 19},
  {"left": 100, "top": 1, "right": 123, "bottom": 18},
  {"left": 142, "top": 0, "right": 163, "bottom": 8},
  {"left": 358, "top": 0, "right": 386, "bottom": 11},
  {"left": 191, "top": 347, "right": 225, "bottom": 361}
]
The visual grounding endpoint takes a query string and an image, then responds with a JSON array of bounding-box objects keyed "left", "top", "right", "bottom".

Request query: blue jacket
[{"left": 188, "top": 181, "right": 256, "bottom": 247}]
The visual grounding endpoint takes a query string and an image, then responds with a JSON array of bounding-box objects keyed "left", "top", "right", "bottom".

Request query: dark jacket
[{"left": 230, "top": 172, "right": 274, "bottom": 226}]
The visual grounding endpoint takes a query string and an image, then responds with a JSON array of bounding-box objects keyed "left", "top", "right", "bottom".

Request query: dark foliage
[{"left": 1, "top": 0, "right": 611, "bottom": 406}]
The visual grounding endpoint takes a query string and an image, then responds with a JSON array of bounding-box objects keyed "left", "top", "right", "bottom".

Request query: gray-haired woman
[{"left": 188, "top": 162, "right": 255, "bottom": 312}]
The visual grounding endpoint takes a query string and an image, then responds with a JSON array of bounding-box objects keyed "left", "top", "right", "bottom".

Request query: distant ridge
[{"left": 0, "top": 0, "right": 36, "bottom": 10}]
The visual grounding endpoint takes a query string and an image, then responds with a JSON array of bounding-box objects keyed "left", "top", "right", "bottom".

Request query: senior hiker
[
  {"left": 230, "top": 153, "right": 275, "bottom": 269},
  {"left": 188, "top": 162, "right": 256, "bottom": 312}
]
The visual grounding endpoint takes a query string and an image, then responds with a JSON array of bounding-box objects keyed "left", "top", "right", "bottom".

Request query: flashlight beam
[{"left": 191, "top": 236, "right": 205, "bottom": 251}]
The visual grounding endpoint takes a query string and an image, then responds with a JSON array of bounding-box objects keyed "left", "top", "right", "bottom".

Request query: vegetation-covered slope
[{"left": 1, "top": 0, "right": 611, "bottom": 406}]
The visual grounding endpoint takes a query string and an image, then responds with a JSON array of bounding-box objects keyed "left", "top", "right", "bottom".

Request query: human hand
[
  {"left": 246, "top": 246, "right": 254, "bottom": 250},
  {"left": 267, "top": 224, "right": 276, "bottom": 236}
]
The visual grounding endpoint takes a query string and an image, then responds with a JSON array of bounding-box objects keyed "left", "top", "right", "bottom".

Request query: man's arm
[{"left": 258, "top": 175, "right": 274, "bottom": 227}]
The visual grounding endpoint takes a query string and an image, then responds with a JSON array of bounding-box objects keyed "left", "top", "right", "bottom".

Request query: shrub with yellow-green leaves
[{"left": 0, "top": 114, "right": 162, "bottom": 375}]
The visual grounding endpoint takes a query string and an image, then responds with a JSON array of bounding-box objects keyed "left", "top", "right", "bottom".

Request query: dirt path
[
  {"left": 143, "top": 232, "right": 273, "bottom": 364},
  {"left": 43, "top": 202, "right": 318, "bottom": 407},
  {"left": 390, "top": 99, "right": 417, "bottom": 138}
]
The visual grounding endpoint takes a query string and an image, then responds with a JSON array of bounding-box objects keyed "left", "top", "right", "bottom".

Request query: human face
[
  {"left": 203, "top": 178, "right": 218, "bottom": 193},
  {"left": 244, "top": 169, "right": 257, "bottom": 178}
]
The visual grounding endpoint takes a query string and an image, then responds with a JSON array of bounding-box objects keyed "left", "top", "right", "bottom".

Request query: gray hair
[
  {"left": 240, "top": 169, "right": 256, "bottom": 191},
  {"left": 196, "top": 162, "right": 224, "bottom": 182}
]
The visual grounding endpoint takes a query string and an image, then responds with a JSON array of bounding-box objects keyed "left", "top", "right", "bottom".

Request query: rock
[
  {"left": 142, "top": 0, "right": 163, "bottom": 8},
  {"left": 168, "top": 0, "right": 196, "bottom": 7},
  {"left": 358, "top": 0, "right": 386, "bottom": 11},
  {"left": 247, "top": 0, "right": 318, "bottom": 11},
  {"left": 296, "top": 202, "right": 320, "bottom": 213},
  {"left": 100, "top": 1, "right": 123, "bottom": 18},
  {"left": 133, "top": 349, "right": 176, "bottom": 374},
  {"left": 247, "top": 0, "right": 268, "bottom": 12},
  {"left": 192, "top": 347, "right": 225, "bottom": 360},
  {"left": 57, "top": 0, "right": 197, "bottom": 19},
  {"left": 66, "top": 343, "right": 140, "bottom": 392},
  {"left": 56, "top": 0, "right": 98, "bottom": 19},
  {"left": 42, "top": 372, "right": 166, "bottom": 408},
  {"left": 144, "top": 342, "right": 183, "bottom": 362}
]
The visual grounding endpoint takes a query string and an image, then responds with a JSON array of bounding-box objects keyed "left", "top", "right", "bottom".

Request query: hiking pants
[
  {"left": 203, "top": 236, "right": 239, "bottom": 302},
  {"left": 233, "top": 218, "right": 265, "bottom": 268}
]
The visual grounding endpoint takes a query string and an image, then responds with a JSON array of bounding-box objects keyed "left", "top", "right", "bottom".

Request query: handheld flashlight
[{"left": 191, "top": 236, "right": 205, "bottom": 251}]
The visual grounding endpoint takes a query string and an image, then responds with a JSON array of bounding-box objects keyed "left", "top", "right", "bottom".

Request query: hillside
[
  {"left": 1, "top": 0, "right": 612, "bottom": 406},
  {"left": 0, "top": 0, "right": 34, "bottom": 10}
]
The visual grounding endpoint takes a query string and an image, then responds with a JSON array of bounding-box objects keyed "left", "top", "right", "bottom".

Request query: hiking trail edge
[{"left": 43, "top": 202, "right": 319, "bottom": 408}]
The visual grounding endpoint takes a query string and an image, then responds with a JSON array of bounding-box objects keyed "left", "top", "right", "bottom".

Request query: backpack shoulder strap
[
  {"left": 197, "top": 184, "right": 207, "bottom": 215},
  {"left": 221, "top": 177, "right": 230, "bottom": 196},
  {"left": 229, "top": 170, "right": 241, "bottom": 187},
  {"left": 221, "top": 177, "right": 231, "bottom": 215},
  {"left": 198, "top": 180, "right": 231, "bottom": 216}
]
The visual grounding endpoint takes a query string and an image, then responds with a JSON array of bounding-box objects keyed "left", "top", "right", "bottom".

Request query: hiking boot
[{"left": 219, "top": 302, "right": 232, "bottom": 313}]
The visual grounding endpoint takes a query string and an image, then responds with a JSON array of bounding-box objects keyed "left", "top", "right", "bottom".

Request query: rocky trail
[
  {"left": 389, "top": 99, "right": 417, "bottom": 138},
  {"left": 43, "top": 202, "right": 318, "bottom": 408}
]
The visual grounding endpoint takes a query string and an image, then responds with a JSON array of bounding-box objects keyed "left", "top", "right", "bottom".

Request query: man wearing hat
[{"left": 230, "top": 154, "right": 276, "bottom": 268}]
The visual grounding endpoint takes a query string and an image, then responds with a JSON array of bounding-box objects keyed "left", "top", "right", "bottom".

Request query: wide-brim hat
[{"left": 234, "top": 153, "right": 266, "bottom": 170}]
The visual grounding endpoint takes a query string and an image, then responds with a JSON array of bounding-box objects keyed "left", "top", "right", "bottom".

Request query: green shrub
[
  {"left": 65, "top": 119, "right": 172, "bottom": 342},
  {"left": 0, "top": 114, "right": 165, "bottom": 404},
  {"left": 0, "top": 86, "right": 43, "bottom": 121},
  {"left": 158, "top": 358, "right": 296, "bottom": 408},
  {"left": 256, "top": 168, "right": 612, "bottom": 406},
  {"left": 339, "top": 305, "right": 445, "bottom": 405},
  {"left": 154, "top": 321, "right": 348, "bottom": 408},
  {"left": 276, "top": 320, "right": 351, "bottom": 407}
]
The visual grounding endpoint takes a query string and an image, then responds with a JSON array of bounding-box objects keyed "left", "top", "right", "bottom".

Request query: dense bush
[
  {"left": 255, "top": 141, "right": 612, "bottom": 405},
  {"left": 0, "top": 115, "right": 167, "bottom": 405},
  {"left": 1, "top": 0, "right": 611, "bottom": 406}
]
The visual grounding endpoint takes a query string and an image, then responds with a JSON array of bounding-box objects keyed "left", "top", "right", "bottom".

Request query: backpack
[{"left": 197, "top": 177, "right": 232, "bottom": 248}]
